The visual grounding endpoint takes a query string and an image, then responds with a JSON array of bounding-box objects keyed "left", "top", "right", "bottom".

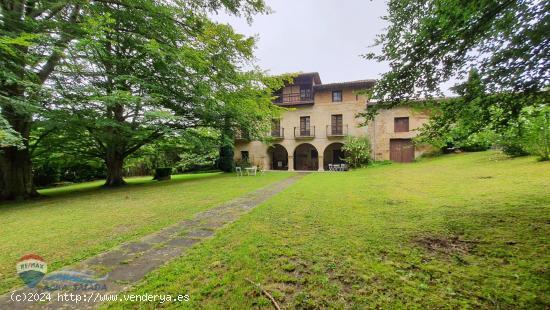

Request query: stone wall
[
  {"left": 234, "top": 89, "right": 433, "bottom": 170},
  {"left": 367, "top": 106, "right": 433, "bottom": 161}
]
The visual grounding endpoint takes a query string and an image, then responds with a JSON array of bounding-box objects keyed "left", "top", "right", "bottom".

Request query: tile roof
[{"left": 314, "top": 79, "right": 376, "bottom": 90}]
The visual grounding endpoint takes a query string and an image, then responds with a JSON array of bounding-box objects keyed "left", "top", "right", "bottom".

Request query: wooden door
[
  {"left": 331, "top": 114, "right": 343, "bottom": 135},
  {"left": 300, "top": 116, "right": 310, "bottom": 136},
  {"left": 390, "top": 139, "right": 414, "bottom": 162}
]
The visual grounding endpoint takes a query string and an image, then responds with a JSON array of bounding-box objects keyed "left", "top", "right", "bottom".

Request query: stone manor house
[{"left": 234, "top": 72, "right": 431, "bottom": 171}]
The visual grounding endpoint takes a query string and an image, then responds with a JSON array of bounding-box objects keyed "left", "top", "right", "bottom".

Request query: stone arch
[
  {"left": 268, "top": 144, "right": 288, "bottom": 170},
  {"left": 323, "top": 142, "right": 345, "bottom": 170},
  {"left": 293, "top": 143, "right": 319, "bottom": 171}
]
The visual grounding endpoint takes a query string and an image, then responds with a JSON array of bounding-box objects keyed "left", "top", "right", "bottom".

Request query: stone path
[{"left": 0, "top": 173, "right": 305, "bottom": 309}]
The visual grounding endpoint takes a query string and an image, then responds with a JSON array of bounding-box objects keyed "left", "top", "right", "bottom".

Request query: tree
[
  {"left": 48, "top": 0, "right": 273, "bottom": 186},
  {"left": 361, "top": 0, "right": 549, "bottom": 120},
  {"left": 521, "top": 105, "right": 550, "bottom": 161},
  {"left": 342, "top": 136, "right": 372, "bottom": 168},
  {"left": 212, "top": 73, "right": 287, "bottom": 172},
  {"left": 0, "top": 1, "right": 82, "bottom": 200},
  {"left": 0, "top": 115, "right": 23, "bottom": 148},
  {"left": 414, "top": 69, "right": 495, "bottom": 150}
]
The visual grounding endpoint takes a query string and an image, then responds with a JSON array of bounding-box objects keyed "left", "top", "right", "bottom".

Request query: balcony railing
[
  {"left": 273, "top": 93, "right": 314, "bottom": 105},
  {"left": 294, "top": 126, "right": 315, "bottom": 139},
  {"left": 326, "top": 124, "right": 348, "bottom": 137},
  {"left": 271, "top": 128, "right": 284, "bottom": 139}
]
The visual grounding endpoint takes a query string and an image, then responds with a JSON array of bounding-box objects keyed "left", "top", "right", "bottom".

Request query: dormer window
[
  {"left": 300, "top": 87, "right": 311, "bottom": 100},
  {"left": 332, "top": 90, "right": 342, "bottom": 102}
]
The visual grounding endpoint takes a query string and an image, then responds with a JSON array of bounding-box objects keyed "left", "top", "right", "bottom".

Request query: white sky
[{"left": 211, "top": 0, "right": 389, "bottom": 84}]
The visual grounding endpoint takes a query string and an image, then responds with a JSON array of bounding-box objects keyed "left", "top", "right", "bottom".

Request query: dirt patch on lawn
[{"left": 413, "top": 235, "right": 478, "bottom": 255}]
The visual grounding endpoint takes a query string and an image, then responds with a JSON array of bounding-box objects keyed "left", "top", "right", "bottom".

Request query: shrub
[
  {"left": 342, "top": 136, "right": 372, "bottom": 168},
  {"left": 495, "top": 105, "right": 549, "bottom": 159},
  {"left": 153, "top": 168, "right": 172, "bottom": 181},
  {"left": 456, "top": 130, "right": 495, "bottom": 152},
  {"left": 522, "top": 105, "right": 550, "bottom": 161}
]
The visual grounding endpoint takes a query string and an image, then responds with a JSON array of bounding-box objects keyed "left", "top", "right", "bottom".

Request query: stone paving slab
[{"left": 0, "top": 173, "right": 305, "bottom": 309}]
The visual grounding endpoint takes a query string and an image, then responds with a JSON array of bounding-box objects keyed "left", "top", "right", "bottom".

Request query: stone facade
[
  {"left": 234, "top": 73, "right": 431, "bottom": 171},
  {"left": 367, "top": 106, "right": 432, "bottom": 161}
]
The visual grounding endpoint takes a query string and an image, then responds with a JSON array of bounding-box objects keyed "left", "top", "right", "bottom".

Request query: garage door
[{"left": 390, "top": 139, "right": 415, "bottom": 162}]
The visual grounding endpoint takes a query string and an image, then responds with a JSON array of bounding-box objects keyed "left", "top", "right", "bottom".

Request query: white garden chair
[
  {"left": 235, "top": 166, "right": 243, "bottom": 176},
  {"left": 245, "top": 166, "right": 257, "bottom": 176}
]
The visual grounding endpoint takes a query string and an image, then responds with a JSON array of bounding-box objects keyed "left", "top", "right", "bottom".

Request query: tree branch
[
  {"left": 123, "top": 130, "right": 164, "bottom": 157},
  {"left": 37, "top": 4, "right": 80, "bottom": 84}
]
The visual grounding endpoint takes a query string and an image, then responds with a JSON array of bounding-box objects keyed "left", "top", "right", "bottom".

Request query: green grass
[
  {"left": 105, "top": 152, "right": 550, "bottom": 309},
  {"left": 0, "top": 172, "right": 292, "bottom": 294}
]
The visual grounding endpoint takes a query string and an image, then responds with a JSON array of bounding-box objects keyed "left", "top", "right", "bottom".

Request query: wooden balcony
[
  {"left": 326, "top": 124, "right": 348, "bottom": 137},
  {"left": 294, "top": 126, "right": 315, "bottom": 139},
  {"left": 273, "top": 92, "right": 314, "bottom": 106}
]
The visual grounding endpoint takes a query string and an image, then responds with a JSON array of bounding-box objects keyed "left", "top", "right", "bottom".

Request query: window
[
  {"left": 331, "top": 114, "right": 343, "bottom": 135},
  {"left": 300, "top": 87, "right": 311, "bottom": 100},
  {"left": 394, "top": 117, "right": 409, "bottom": 132},
  {"left": 241, "top": 151, "right": 249, "bottom": 161},
  {"left": 300, "top": 116, "right": 310, "bottom": 135},
  {"left": 271, "top": 119, "right": 281, "bottom": 136},
  {"left": 332, "top": 90, "right": 342, "bottom": 102}
]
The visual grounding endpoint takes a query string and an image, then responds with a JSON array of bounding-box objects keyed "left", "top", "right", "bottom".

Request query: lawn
[
  {"left": 105, "top": 151, "right": 550, "bottom": 309},
  {"left": 0, "top": 172, "right": 292, "bottom": 294}
]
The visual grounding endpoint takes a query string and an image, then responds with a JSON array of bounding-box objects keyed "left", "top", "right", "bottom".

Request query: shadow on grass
[{"left": 0, "top": 172, "right": 225, "bottom": 209}]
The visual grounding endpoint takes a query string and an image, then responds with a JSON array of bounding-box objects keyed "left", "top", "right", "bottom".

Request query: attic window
[{"left": 332, "top": 90, "right": 342, "bottom": 102}]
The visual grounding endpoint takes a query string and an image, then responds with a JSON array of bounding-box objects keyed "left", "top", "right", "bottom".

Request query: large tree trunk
[
  {"left": 218, "top": 118, "right": 235, "bottom": 172},
  {"left": 104, "top": 151, "right": 126, "bottom": 187},
  {"left": 0, "top": 108, "right": 38, "bottom": 200}
]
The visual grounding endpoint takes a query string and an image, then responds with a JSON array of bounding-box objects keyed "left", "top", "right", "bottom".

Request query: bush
[
  {"left": 456, "top": 130, "right": 494, "bottom": 152},
  {"left": 153, "top": 168, "right": 172, "bottom": 181},
  {"left": 342, "top": 136, "right": 372, "bottom": 168},
  {"left": 501, "top": 141, "right": 529, "bottom": 157},
  {"left": 496, "top": 105, "right": 549, "bottom": 159},
  {"left": 33, "top": 159, "right": 106, "bottom": 188},
  {"left": 522, "top": 105, "right": 550, "bottom": 161}
]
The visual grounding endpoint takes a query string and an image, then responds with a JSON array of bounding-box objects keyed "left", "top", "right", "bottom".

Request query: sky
[{"left": 211, "top": 0, "right": 389, "bottom": 84}]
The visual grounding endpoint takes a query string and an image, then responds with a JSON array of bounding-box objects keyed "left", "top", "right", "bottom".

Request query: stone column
[
  {"left": 288, "top": 155, "right": 294, "bottom": 171},
  {"left": 318, "top": 156, "right": 324, "bottom": 171}
]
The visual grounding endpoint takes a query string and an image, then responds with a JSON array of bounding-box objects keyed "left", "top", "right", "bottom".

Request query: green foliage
[
  {"left": 41, "top": 0, "right": 275, "bottom": 185},
  {"left": 521, "top": 105, "right": 550, "bottom": 161},
  {"left": 125, "top": 128, "right": 221, "bottom": 174},
  {"left": 1, "top": 0, "right": 272, "bottom": 196},
  {"left": 415, "top": 69, "right": 547, "bottom": 155},
  {"left": 153, "top": 168, "right": 172, "bottom": 181},
  {"left": 361, "top": 0, "right": 549, "bottom": 121},
  {"left": 0, "top": 116, "right": 23, "bottom": 149},
  {"left": 497, "top": 105, "right": 550, "bottom": 160},
  {"left": 33, "top": 159, "right": 106, "bottom": 188},
  {"left": 342, "top": 136, "right": 372, "bottom": 168}
]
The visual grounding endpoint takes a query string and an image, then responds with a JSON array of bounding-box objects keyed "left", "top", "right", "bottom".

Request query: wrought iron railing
[
  {"left": 326, "top": 124, "right": 348, "bottom": 137},
  {"left": 294, "top": 126, "right": 315, "bottom": 138},
  {"left": 271, "top": 127, "right": 284, "bottom": 139}
]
